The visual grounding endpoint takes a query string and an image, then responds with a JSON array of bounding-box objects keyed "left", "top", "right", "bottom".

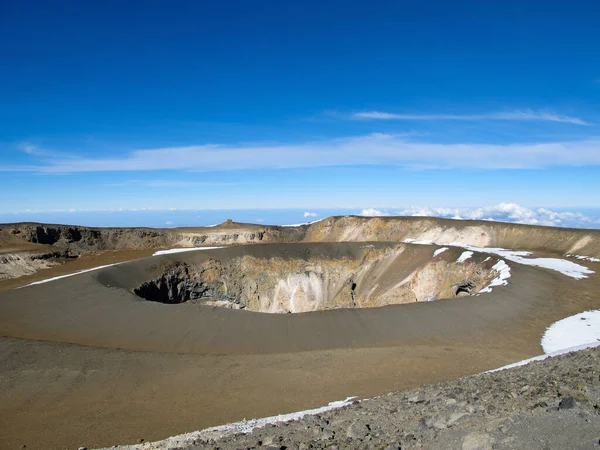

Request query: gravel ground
[{"left": 185, "top": 346, "right": 600, "bottom": 450}]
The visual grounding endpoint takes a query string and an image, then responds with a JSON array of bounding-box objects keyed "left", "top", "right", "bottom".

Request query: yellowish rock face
[{"left": 134, "top": 244, "right": 498, "bottom": 313}]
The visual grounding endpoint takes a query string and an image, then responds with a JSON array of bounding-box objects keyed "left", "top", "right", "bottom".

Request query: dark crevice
[
  {"left": 454, "top": 279, "right": 477, "bottom": 296},
  {"left": 134, "top": 263, "right": 244, "bottom": 307}
]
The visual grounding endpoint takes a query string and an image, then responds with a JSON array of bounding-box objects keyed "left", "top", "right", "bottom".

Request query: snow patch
[
  {"left": 475, "top": 247, "right": 593, "bottom": 279},
  {"left": 96, "top": 397, "right": 356, "bottom": 450},
  {"left": 566, "top": 254, "right": 600, "bottom": 263},
  {"left": 456, "top": 251, "right": 473, "bottom": 263},
  {"left": 403, "top": 240, "right": 593, "bottom": 279},
  {"left": 478, "top": 260, "right": 511, "bottom": 293},
  {"left": 433, "top": 247, "right": 449, "bottom": 257},
  {"left": 490, "top": 309, "right": 600, "bottom": 373},
  {"left": 152, "top": 247, "right": 223, "bottom": 256},
  {"left": 19, "top": 263, "right": 121, "bottom": 287},
  {"left": 541, "top": 310, "right": 600, "bottom": 354},
  {"left": 281, "top": 218, "right": 326, "bottom": 227}
]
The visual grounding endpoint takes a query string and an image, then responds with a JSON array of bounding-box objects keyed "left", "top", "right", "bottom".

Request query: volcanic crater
[{"left": 131, "top": 243, "right": 500, "bottom": 313}]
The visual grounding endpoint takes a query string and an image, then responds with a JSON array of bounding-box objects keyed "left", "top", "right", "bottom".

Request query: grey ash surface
[{"left": 190, "top": 347, "right": 600, "bottom": 450}]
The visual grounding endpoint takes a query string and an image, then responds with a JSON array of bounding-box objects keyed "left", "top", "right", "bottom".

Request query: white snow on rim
[
  {"left": 403, "top": 240, "right": 593, "bottom": 279},
  {"left": 152, "top": 247, "right": 224, "bottom": 256},
  {"left": 20, "top": 247, "right": 225, "bottom": 287},
  {"left": 456, "top": 251, "right": 473, "bottom": 263},
  {"left": 433, "top": 247, "right": 448, "bottom": 257},
  {"left": 478, "top": 260, "right": 511, "bottom": 293},
  {"left": 19, "top": 263, "right": 121, "bottom": 288},
  {"left": 566, "top": 254, "right": 600, "bottom": 263},
  {"left": 488, "top": 309, "right": 600, "bottom": 373},
  {"left": 281, "top": 218, "right": 327, "bottom": 227},
  {"left": 96, "top": 396, "right": 356, "bottom": 450},
  {"left": 541, "top": 310, "right": 600, "bottom": 353}
]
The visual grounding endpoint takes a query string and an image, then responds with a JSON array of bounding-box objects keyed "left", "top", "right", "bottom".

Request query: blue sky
[{"left": 1, "top": 1, "right": 599, "bottom": 227}]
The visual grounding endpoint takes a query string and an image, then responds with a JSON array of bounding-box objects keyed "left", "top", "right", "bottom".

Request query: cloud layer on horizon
[{"left": 360, "top": 203, "right": 599, "bottom": 228}]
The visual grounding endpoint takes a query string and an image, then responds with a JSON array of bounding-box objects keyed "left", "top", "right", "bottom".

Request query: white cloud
[
  {"left": 104, "top": 180, "right": 231, "bottom": 188},
  {"left": 20, "top": 143, "right": 41, "bottom": 155},
  {"left": 352, "top": 109, "right": 590, "bottom": 125},
  {"left": 5, "top": 134, "right": 600, "bottom": 173},
  {"left": 303, "top": 212, "right": 319, "bottom": 218},
  {"left": 360, "top": 208, "right": 390, "bottom": 217},
  {"left": 18, "top": 142, "right": 76, "bottom": 158},
  {"left": 394, "top": 203, "right": 598, "bottom": 228}
]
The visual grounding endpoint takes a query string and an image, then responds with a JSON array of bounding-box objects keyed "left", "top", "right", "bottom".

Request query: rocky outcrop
[
  {"left": 180, "top": 346, "right": 600, "bottom": 450},
  {"left": 2, "top": 216, "right": 599, "bottom": 281},
  {"left": 134, "top": 261, "right": 245, "bottom": 308},
  {"left": 5, "top": 216, "right": 600, "bottom": 257},
  {"left": 0, "top": 250, "right": 76, "bottom": 280}
]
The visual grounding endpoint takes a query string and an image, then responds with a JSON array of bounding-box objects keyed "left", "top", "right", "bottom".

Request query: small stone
[
  {"left": 559, "top": 396, "right": 576, "bottom": 409},
  {"left": 447, "top": 412, "right": 469, "bottom": 426},
  {"left": 320, "top": 430, "right": 335, "bottom": 440},
  {"left": 445, "top": 398, "right": 457, "bottom": 406},
  {"left": 462, "top": 432, "right": 493, "bottom": 450},
  {"left": 433, "top": 419, "right": 447, "bottom": 430},
  {"left": 262, "top": 436, "right": 276, "bottom": 445},
  {"left": 417, "top": 418, "right": 430, "bottom": 430},
  {"left": 408, "top": 393, "right": 427, "bottom": 403},
  {"left": 346, "top": 421, "right": 369, "bottom": 439},
  {"left": 420, "top": 417, "right": 435, "bottom": 429}
]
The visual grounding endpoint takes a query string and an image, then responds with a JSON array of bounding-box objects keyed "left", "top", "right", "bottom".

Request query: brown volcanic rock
[{"left": 1, "top": 216, "right": 599, "bottom": 282}]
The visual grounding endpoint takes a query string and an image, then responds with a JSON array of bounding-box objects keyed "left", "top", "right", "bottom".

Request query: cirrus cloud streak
[
  {"left": 5, "top": 134, "right": 600, "bottom": 173},
  {"left": 351, "top": 109, "right": 590, "bottom": 125}
]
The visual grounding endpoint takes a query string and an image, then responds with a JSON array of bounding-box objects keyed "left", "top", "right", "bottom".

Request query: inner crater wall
[{"left": 130, "top": 244, "right": 500, "bottom": 313}]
